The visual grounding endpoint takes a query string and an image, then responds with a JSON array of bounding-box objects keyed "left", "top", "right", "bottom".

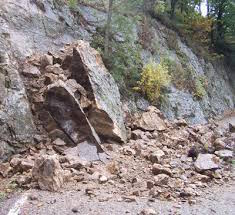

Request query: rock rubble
[{"left": 0, "top": 104, "right": 233, "bottom": 199}]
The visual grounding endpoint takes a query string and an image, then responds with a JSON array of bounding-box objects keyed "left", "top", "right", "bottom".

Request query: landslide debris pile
[
  {"left": 22, "top": 40, "right": 127, "bottom": 161},
  {"left": 0, "top": 107, "right": 234, "bottom": 202},
  {"left": 0, "top": 40, "right": 234, "bottom": 203}
]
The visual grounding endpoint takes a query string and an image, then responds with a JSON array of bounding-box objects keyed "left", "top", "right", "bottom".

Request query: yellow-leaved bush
[{"left": 134, "top": 60, "right": 171, "bottom": 102}]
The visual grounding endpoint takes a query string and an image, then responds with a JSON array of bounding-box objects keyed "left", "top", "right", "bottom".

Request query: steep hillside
[{"left": 0, "top": 0, "right": 234, "bottom": 159}]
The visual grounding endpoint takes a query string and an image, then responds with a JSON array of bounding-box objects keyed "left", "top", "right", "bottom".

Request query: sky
[{"left": 201, "top": 0, "right": 208, "bottom": 17}]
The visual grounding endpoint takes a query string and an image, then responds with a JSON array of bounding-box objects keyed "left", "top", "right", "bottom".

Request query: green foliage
[
  {"left": 91, "top": 27, "right": 142, "bottom": 91},
  {"left": 135, "top": 60, "right": 171, "bottom": 102},
  {"left": 0, "top": 192, "right": 6, "bottom": 202},
  {"left": 150, "top": 0, "right": 235, "bottom": 63},
  {"left": 112, "top": 43, "right": 142, "bottom": 87},
  {"left": 193, "top": 76, "right": 207, "bottom": 99},
  {"left": 166, "top": 31, "right": 179, "bottom": 50},
  {"left": 68, "top": 0, "right": 77, "bottom": 8},
  {"left": 154, "top": 1, "right": 166, "bottom": 14}
]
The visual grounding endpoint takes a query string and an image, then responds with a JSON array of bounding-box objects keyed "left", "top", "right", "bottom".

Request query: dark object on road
[
  {"left": 188, "top": 146, "right": 199, "bottom": 161},
  {"left": 229, "top": 123, "right": 235, "bottom": 133}
]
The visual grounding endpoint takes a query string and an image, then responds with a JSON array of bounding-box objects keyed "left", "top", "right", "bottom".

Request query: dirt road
[{"left": 0, "top": 180, "right": 234, "bottom": 215}]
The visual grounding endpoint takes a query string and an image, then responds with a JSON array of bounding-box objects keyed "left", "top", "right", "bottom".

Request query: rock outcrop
[
  {"left": 46, "top": 80, "right": 103, "bottom": 161},
  {"left": 19, "top": 40, "right": 127, "bottom": 161},
  {"left": 0, "top": 53, "right": 36, "bottom": 161},
  {"left": 69, "top": 41, "right": 127, "bottom": 143}
]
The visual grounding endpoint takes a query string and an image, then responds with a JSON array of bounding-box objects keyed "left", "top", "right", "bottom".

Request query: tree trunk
[
  {"left": 207, "top": 0, "right": 210, "bottom": 17},
  {"left": 198, "top": 0, "right": 202, "bottom": 15},
  {"left": 104, "top": 0, "right": 114, "bottom": 58},
  {"left": 215, "top": 0, "right": 226, "bottom": 46},
  {"left": 170, "top": 0, "right": 178, "bottom": 19}
]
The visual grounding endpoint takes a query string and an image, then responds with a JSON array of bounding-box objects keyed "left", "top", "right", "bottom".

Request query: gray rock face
[
  {"left": 140, "top": 21, "right": 234, "bottom": 124},
  {"left": 161, "top": 86, "right": 207, "bottom": 124},
  {"left": 0, "top": 0, "right": 89, "bottom": 59},
  {"left": 0, "top": 54, "right": 36, "bottom": 160},
  {"left": 0, "top": 0, "right": 89, "bottom": 160},
  {"left": 194, "top": 154, "right": 220, "bottom": 172},
  {"left": 70, "top": 41, "right": 127, "bottom": 143}
]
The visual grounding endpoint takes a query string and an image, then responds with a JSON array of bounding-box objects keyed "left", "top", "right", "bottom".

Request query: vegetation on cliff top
[{"left": 65, "top": 0, "right": 234, "bottom": 102}]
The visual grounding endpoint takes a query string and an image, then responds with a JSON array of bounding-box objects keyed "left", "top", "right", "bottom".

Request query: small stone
[
  {"left": 20, "top": 160, "right": 34, "bottom": 171},
  {"left": 215, "top": 150, "right": 233, "bottom": 159},
  {"left": 149, "top": 188, "right": 159, "bottom": 198},
  {"left": 33, "top": 135, "right": 44, "bottom": 143},
  {"left": 214, "top": 138, "right": 226, "bottom": 150},
  {"left": 22, "top": 65, "right": 41, "bottom": 78},
  {"left": 146, "top": 180, "right": 154, "bottom": 189},
  {"left": 152, "top": 164, "right": 172, "bottom": 176},
  {"left": 229, "top": 123, "right": 235, "bottom": 133},
  {"left": 139, "top": 208, "right": 157, "bottom": 215},
  {"left": 53, "top": 138, "right": 66, "bottom": 146},
  {"left": 122, "top": 196, "right": 136, "bottom": 202},
  {"left": 131, "top": 130, "right": 144, "bottom": 140},
  {"left": 10, "top": 157, "right": 21, "bottom": 168},
  {"left": 149, "top": 150, "right": 165, "bottom": 163},
  {"left": 189, "top": 199, "right": 197, "bottom": 205},
  {"left": 99, "top": 175, "right": 108, "bottom": 183},
  {"left": 28, "top": 194, "right": 38, "bottom": 201},
  {"left": 154, "top": 174, "right": 169, "bottom": 185},
  {"left": 40, "top": 54, "right": 53, "bottom": 68},
  {"left": 195, "top": 174, "right": 210, "bottom": 182},
  {"left": 212, "top": 170, "right": 222, "bottom": 179},
  {"left": 180, "top": 187, "right": 194, "bottom": 197},
  {"left": 123, "top": 146, "right": 136, "bottom": 156},
  {"left": 174, "top": 204, "right": 182, "bottom": 209},
  {"left": 17, "top": 174, "right": 32, "bottom": 186},
  {"left": 132, "top": 190, "right": 140, "bottom": 196},
  {"left": 85, "top": 188, "right": 95, "bottom": 196},
  {"left": 72, "top": 207, "right": 79, "bottom": 213},
  {"left": 65, "top": 156, "right": 87, "bottom": 171},
  {"left": 133, "top": 106, "right": 166, "bottom": 131},
  {"left": 0, "top": 163, "right": 12, "bottom": 177},
  {"left": 175, "top": 118, "right": 188, "bottom": 127}
]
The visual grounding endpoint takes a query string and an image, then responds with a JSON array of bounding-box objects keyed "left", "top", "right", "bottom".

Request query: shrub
[
  {"left": 135, "top": 60, "right": 171, "bottom": 102},
  {"left": 162, "top": 56, "right": 191, "bottom": 90},
  {"left": 68, "top": 0, "right": 77, "bottom": 8},
  {"left": 166, "top": 31, "right": 179, "bottom": 50},
  {"left": 193, "top": 75, "right": 207, "bottom": 99},
  {"left": 154, "top": 1, "right": 166, "bottom": 14},
  {"left": 91, "top": 28, "right": 142, "bottom": 93}
]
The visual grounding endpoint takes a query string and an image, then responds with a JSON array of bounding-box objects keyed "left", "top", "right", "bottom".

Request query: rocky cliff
[{"left": 0, "top": 0, "right": 234, "bottom": 159}]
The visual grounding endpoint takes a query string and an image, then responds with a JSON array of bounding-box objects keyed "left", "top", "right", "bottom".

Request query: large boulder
[
  {"left": 32, "top": 155, "right": 64, "bottom": 191},
  {"left": 194, "top": 154, "right": 220, "bottom": 172},
  {"left": 45, "top": 80, "right": 104, "bottom": 161},
  {"left": 69, "top": 41, "right": 127, "bottom": 143},
  {"left": 133, "top": 106, "right": 166, "bottom": 131}
]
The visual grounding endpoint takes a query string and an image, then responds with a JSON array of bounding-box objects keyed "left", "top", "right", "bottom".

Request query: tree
[
  {"left": 208, "top": 0, "right": 235, "bottom": 51},
  {"left": 170, "top": 0, "right": 179, "bottom": 19},
  {"left": 104, "top": 0, "right": 114, "bottom": 57}
]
